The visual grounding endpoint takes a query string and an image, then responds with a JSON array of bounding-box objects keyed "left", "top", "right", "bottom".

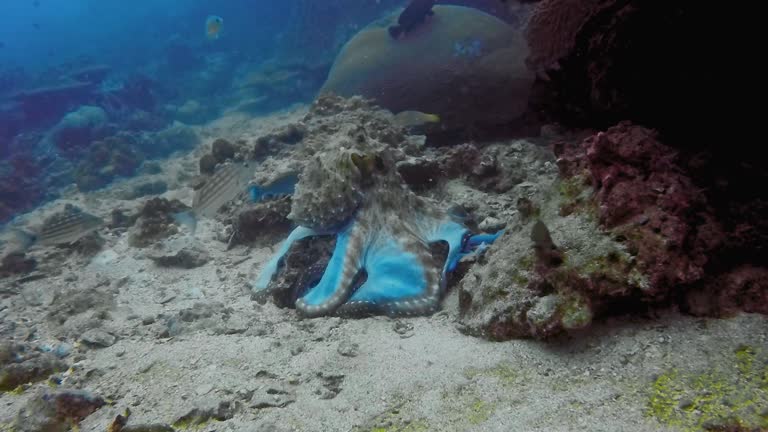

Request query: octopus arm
[
  {"left": 448, "top": 230, "right": 505, "bottom": 271},
  {"left": 341, "top": 235, "right": 441, "bottom": 317},
  {"left": 296, "top": 222, "right": 365, "bottom": 317},
  {"left": 425, "top": 219, "right": 471, "bottom": 276},
  {"left": 252, "top": 225, "right": 322, "bottom": 291}
]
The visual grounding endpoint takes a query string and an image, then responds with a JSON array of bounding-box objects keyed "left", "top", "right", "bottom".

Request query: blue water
[
  {"left": 0, "top": 0, "right": 414, "bottom": 222},
  {"left": 0, "top": 0, "right": 524, "bottom": 224},
  {"left": 1, "top": 0, "right": 286, "bottom": 73}
]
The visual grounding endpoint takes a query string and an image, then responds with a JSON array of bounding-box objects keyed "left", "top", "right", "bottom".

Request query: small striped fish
[
  {"left": 10, "top": 204, "right": 104, "bottom": 250},
  {"left": 192, "top": 161, "right": 253, "bottom": 218},
  {"left": 37, "top": 205, "right": 104, "bottom": 246}
]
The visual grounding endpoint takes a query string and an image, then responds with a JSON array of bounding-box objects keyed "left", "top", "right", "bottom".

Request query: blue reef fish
[
  {"left": 205, "top": 15, "right": 224, "bottom": 40},
  {"left": 249, "top": 173, "right": 298, "bottom": 202}
]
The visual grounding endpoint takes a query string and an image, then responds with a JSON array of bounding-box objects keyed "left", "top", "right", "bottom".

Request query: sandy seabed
[{"left": 2, "top": 107, "right": 766, "bottom": 432}]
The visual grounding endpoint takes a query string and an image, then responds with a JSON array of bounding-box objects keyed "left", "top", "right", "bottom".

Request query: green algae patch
[
  {"left": 172, "top": 413, "right": 219, "bottom": 431},
  {"left": 646, "top": 346, "right": 768, "bottom": 431},
  {"left": 463, "top": 361, "right": 519, "bottom": 387},
  {"left": 558, "top": 291, "right": 592, "bottom": 330},
  {"left": 576, "top": 249, "right": 649, "bottom": 295},
  {"left": 7, "top": 385, "right": 25, "bottom": 396},
  {"left": 517, "top": 254, "right": 535, "bottom": 272},
  {"left": 556, "top": 175, "right": 598, "bottom": 218},
  {"left": 466, "top": 398, "right": 495, "bottom": 425},
  {"left": 558, "top": 176, "right": 584, "bottom": 200}
]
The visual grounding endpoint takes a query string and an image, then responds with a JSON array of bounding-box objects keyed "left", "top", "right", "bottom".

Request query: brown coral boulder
[{"left": 128, "top": 198, "right": 190, "bottom": 248}]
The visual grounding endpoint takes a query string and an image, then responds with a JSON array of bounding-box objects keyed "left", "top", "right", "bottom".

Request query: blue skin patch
[
  {"left": 448, "top": 230, "right": 504, "bottom": 272},
  {"left": 253, "top": 216, "right": 502, "bottom": 317},
  {"left": 249, "top": 173, "right": 298, "bottom": 202},
  {"left": 346, "top": 237, "right": 427, "bottom": 304}
]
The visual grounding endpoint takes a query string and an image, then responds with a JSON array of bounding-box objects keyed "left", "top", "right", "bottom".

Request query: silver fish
[{"left": 192, "top": 161, "right": 253, "bottom": 219}]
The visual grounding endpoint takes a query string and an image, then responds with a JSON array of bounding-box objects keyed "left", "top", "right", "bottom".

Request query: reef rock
[
  {"left": 555, "top": 122, "right": 723, "bottom": 298},
  {"left": 212, "top": 138, "right": 236, "bottom": 163},
  {"left": 460, "top": 121, "right": 766, "bottom": 340},
  {"left": 144, "top": 123, "right": 198, "bottom": 158},
  {"left": 556, "top": 122, "right": 767, "bottom": 318},
  {"left": 128, "top": 198, "right": 190, "bottom": 248},
  {"left": 0, "top": 252, "right": 37, "bottom": 278},
  {"left": 13, "top": 81, "right": 95, "bottom": 125},
  {"left": 74, "top": 134, "right": 145, "bottom": 191},
  {"left": 50, "top": 105, "right": 109, "bottom": 154},
  {"left": 458, "top": 204, "right": 644, "bottom": 339},
  {"left": 148, "top": 245, "right": 210, "bottom": 269},
  {"left": 13, "top": 389, "right": 105, "bottom": 432},
  {"left": 0, "top": 342, "right": 68, "bottom": 391},
  {"left": 252, "top": 123, "right": 307, "bottom": 160},
  {"left": 321, "top": 5, "right": 533, "bottom": 129},
  {"left": 234, "top": 197, "right": 293, "bottom": 245}
]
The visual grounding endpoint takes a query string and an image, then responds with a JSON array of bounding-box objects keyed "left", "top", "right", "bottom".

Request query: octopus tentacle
[
  {"left": 252, "top": 226, "right": 322, "bottom": 291},
  {"left": 296, "top": 221, "right": 367, "bottom": 317},
  {"left": 424, "top": 219, "right": 471, "bottom": 276},
  {"left": 338, "top": 231, "right": 441, "bottom": 317}
]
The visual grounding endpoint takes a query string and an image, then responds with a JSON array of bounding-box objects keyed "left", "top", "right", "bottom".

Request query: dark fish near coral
[
  {"left": 192, "top": 161, "right": 253, "bottom": 219},
  {"left": 11, "top": 204, "right": 104, "bottom": 250},
  {"left": 389, "top": 0, "right": 436, "bottom": 39},
  {"left": 530, "top": 219, "right": 554, "bottom": 249},
  {"left": 531, "top": 219, "right": 563, "bottom": 266}
]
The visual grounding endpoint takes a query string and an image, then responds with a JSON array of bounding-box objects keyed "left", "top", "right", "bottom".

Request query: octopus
[{"left": 252, "top": 134, "right": 501, "bottom": 318}]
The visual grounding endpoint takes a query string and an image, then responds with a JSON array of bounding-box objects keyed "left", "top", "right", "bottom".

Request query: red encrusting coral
[{"left": 554, "top": 121, "right": 766, "bottom": 315}]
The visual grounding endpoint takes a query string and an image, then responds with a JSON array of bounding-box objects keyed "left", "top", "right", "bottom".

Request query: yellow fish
[
  {"left": 392, "top": 110, "right": 440, "bottom": 128},
  {"left": 205, "top": 15, "right": 223, "bottom": 40}
]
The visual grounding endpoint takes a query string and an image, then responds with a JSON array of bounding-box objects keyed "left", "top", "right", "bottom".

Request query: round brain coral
[{"left": 320, "top": 5, "right": 533, "bottom": 130}]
